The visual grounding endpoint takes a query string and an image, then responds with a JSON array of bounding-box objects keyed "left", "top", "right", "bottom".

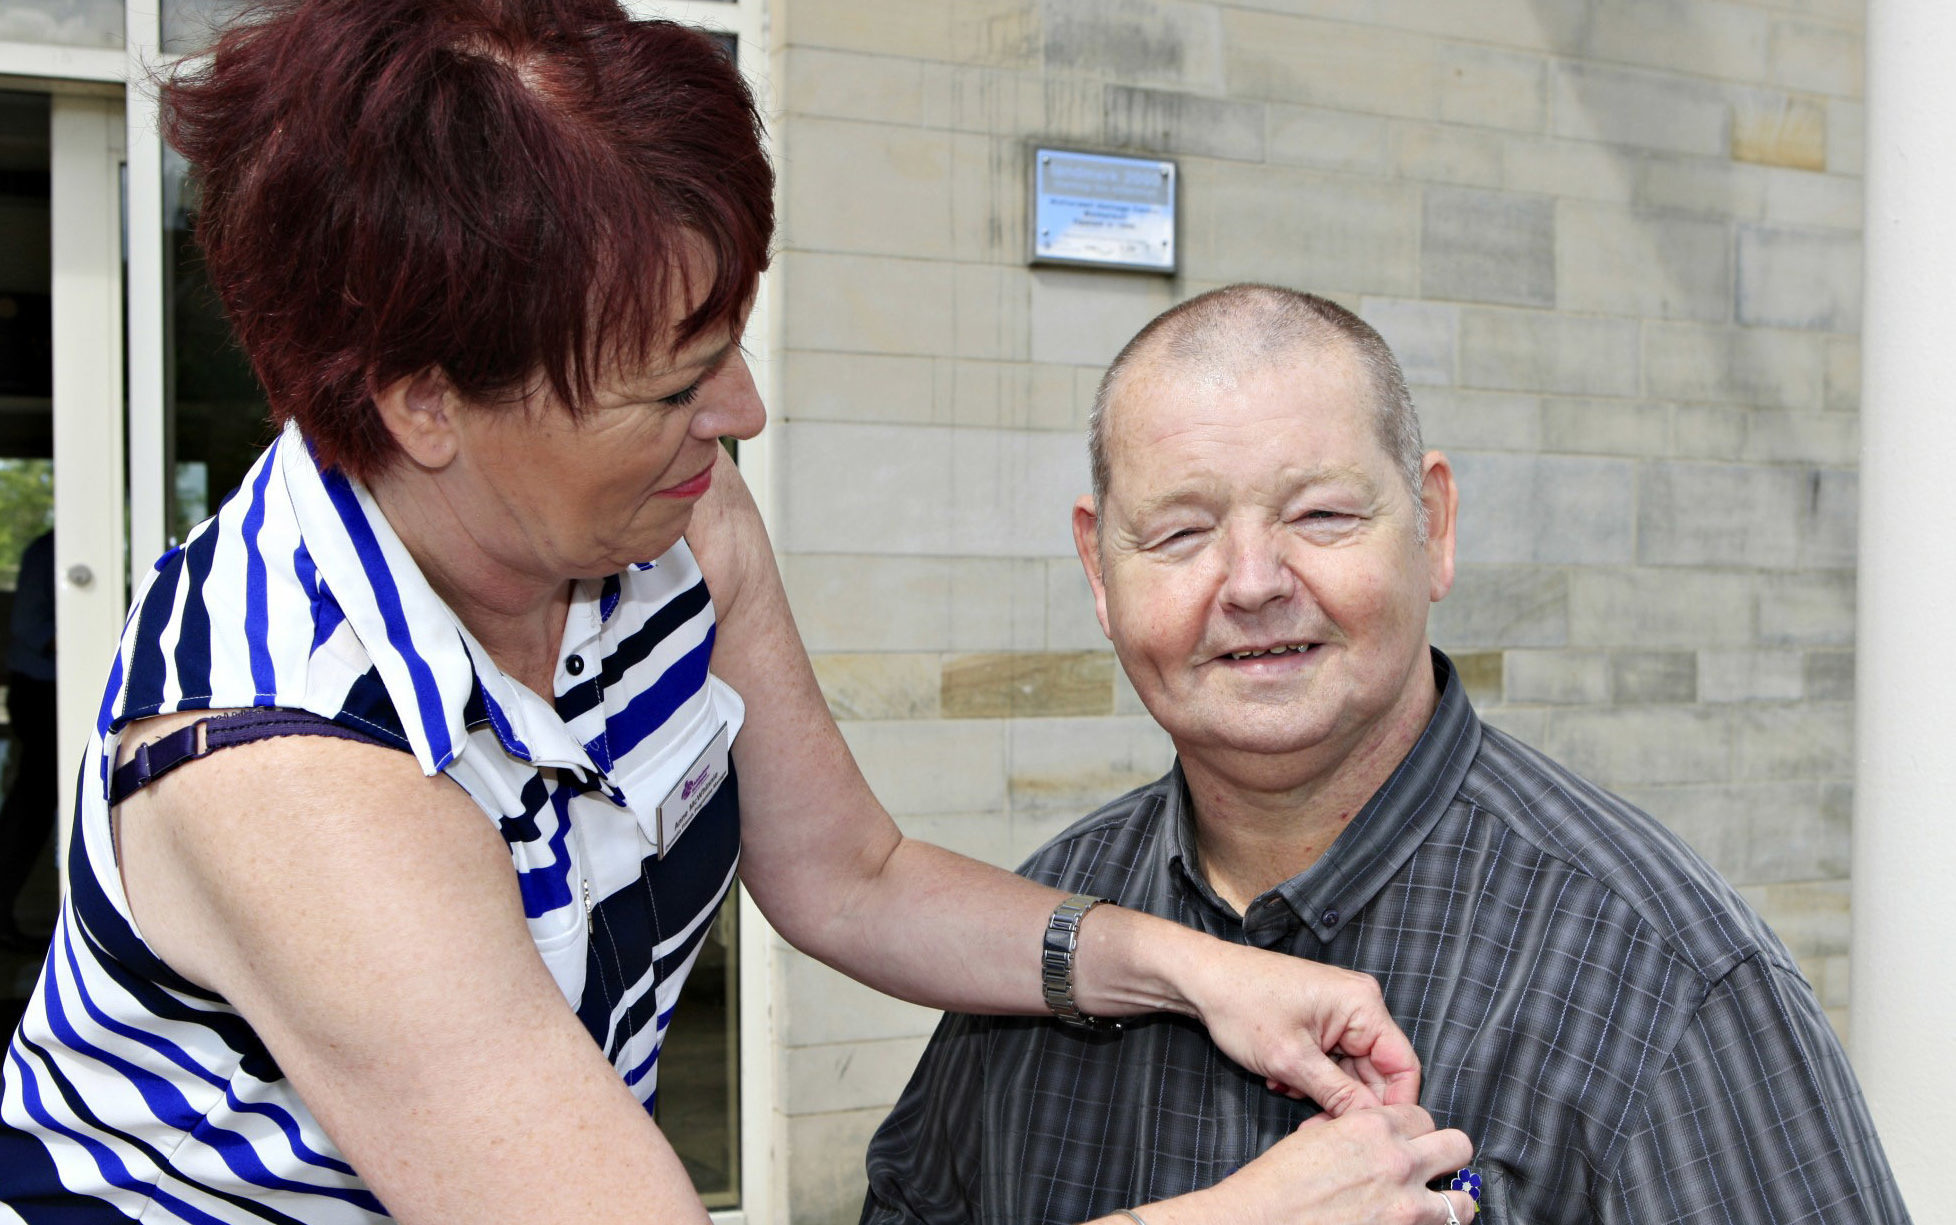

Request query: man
[{"left": 860, "top": 285, "right": 1907, "bottom": 1225}]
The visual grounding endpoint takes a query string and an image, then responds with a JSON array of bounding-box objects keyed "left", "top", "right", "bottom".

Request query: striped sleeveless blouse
[{"left": 0, "top": 422, "right": 745, "bottom": 1223}]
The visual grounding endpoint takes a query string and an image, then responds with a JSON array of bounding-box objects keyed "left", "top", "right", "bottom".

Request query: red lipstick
[{"left": 655, "top": 461, "right": 715, "bottom": 499}]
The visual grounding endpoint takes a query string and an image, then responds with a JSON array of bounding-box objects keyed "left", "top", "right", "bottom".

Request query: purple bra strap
[{"left": 109, "top": 708, "right": 402, "bottom": 806}]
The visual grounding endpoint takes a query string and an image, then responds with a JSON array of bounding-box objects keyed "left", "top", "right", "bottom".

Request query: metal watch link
[{"left": 1041, "top": 893, "right": 1119, "bottom": 1029}]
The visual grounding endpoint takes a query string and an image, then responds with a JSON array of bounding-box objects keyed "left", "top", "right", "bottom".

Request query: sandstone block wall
[{"left": 766, "top": 2, "right": 1863, "bottom": 1219}]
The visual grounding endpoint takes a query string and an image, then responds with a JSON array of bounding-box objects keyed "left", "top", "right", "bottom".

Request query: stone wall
[{"left": 765, "top": 1, "right": 1864, "bottom": 1219}]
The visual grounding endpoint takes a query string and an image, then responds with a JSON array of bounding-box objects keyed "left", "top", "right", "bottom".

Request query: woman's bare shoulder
[
  {"left": 113, "top": 710, "right": 511, "bottom": 996},
  {"left": 110, "top": 711, "right": 698, "bottom": 1222}
]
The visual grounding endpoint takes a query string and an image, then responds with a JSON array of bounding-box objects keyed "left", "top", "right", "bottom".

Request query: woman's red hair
[{"left": 162, "top": 0, "right": 773, "bottom": 479}]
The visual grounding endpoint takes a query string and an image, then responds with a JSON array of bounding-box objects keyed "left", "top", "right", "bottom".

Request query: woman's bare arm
[{"left": 116, "top": 718, "right": 712, "bottom": 1224}]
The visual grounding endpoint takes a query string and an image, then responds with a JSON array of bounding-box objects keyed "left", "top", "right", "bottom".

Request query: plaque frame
[{"left": 1026, "top": 145, "right": 1179, "bottom": 275}]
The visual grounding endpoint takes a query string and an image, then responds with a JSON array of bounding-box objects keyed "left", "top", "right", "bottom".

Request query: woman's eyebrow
[
  {"left": 664, "top": 341, "right": 736, "bottom": 379},
  {"left": 609, "top": 342, "right": 736, "bottom": 401}
]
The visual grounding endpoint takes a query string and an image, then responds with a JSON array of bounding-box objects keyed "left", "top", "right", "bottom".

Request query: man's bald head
[{"left": 1087, "top": 285, "right": 1425, "bottom": 526}]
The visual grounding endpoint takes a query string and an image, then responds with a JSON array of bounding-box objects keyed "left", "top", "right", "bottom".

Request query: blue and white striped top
[{"left": 0, "top": 422, "right": 745, "bottom": 1223}]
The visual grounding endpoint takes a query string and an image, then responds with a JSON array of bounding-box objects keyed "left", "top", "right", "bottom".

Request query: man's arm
[
  {"left": 861, "top": 1013, "right": 990, "bottom": 1225},
  {"left": 1601, "top": 955, "right": 1909, "bottom": 1224}
]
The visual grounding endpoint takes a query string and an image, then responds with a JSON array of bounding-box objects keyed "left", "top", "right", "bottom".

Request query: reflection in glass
[
  {"left": 0, "top": 93, "right": 54, "bottom": 589},
  {"left": 164, "top": 146, "right": 269, "bottom": 545},
  {"left": 161, "top": 0, "right": 248, "bottom": 55},
  {"left": 0, "top": 461, "right": 52, "bottom": 590},
  {"left": 654, "top": 892, "right": 740, "bottom": 1208},
  {"left": 0, "top": 90, "right": 56, "bottom": 1032},
  {"left": 0, "top": 0, "right": 122, "bottom": 51}
]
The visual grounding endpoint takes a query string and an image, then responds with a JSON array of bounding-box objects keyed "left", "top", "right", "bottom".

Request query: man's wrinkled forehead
[{"left": 1100, "top": 339, "right": 1371, "bottom": 495}]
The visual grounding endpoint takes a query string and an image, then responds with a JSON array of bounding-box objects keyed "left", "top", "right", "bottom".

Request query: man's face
[{"left": 1073, "top": 345, "right": 1456, "bottom": 772}]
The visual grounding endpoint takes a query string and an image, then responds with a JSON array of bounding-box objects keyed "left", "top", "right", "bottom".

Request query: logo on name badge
[{"left": 656, "top": 722, "right": 730, "bottom": 858}]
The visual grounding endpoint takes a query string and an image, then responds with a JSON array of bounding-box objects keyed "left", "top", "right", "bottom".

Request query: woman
[{"left": 0, "top": 3, "right": 1473, "bottom": 1222}]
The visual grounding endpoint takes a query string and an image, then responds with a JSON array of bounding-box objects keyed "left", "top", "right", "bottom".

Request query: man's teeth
[{"left": 1229, "top": 644, "right": 1305, "bottom": 659}]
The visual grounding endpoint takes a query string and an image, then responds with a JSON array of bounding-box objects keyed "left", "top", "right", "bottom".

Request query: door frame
[{"left": 47, "top": 90, "right": 127, "bottom": 865}]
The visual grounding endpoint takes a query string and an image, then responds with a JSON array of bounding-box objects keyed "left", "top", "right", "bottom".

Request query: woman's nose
[{"left": 697, "top": 352, "right": 766, "bottom": 441}]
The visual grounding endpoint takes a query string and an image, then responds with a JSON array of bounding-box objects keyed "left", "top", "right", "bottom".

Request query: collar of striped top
[
  {"left": 1163, "top": 649, "right": 1481, "bottom": 945},
  {"left": 276, "top": 421, "right": 637, "bottom": 780}
]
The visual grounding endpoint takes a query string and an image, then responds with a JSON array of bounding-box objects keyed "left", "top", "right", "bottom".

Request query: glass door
[
  {"left": 0, "top": 88, "right": 58, "bottom": 1022},
  {"left": 0, "top": 84, "right": 124, "bottom": 1029}
]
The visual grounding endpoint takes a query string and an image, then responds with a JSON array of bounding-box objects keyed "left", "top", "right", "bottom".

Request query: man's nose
[{"left": 1218, "top": 526, "right": 1296, "bottom": 612}]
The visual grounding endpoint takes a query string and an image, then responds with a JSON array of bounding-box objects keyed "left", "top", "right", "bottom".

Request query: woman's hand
[
  {"left": 1095, "top": 1106, "right": 1475, "bottom": 1225},
  {"left": 1072, "top": 908, "right": 1419, "bottom": 1117},
  {"left": 1190, "top": 940, "right": 1419, "bottom": 1114}
]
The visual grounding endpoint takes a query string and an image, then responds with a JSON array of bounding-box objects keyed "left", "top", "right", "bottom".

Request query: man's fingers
[{"left": 1431, "top": 1189, "right": 1478, "bottom": 1223}]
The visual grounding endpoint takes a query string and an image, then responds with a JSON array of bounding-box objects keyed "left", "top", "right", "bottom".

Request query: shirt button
[
  {"left": 1320, "top": 908, "right": 1340, "bottom": 928},
  {"left": 565, "top": 654, "right": 585, "bottom": 676}
]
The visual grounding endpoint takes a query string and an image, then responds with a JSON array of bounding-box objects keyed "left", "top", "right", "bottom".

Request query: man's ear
[
  {"left": 1419, "top": 450, "right": 1459, "bottom": 603},
  {"left": 371, "top": 367, "right": 462, "bottom": 471},
  {"left": 1071, "top": 494, "right": 1114, "bottom": 640}
]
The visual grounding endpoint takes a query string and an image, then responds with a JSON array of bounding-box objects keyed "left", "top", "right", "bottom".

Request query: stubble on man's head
[{"left": 1085, "top": 284, "right": 1427, "bottom": 544}]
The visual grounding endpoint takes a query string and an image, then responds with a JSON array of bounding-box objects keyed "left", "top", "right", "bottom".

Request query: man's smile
[{"left": 1224, "top": 641, "right": 1318, "bottom": 660}]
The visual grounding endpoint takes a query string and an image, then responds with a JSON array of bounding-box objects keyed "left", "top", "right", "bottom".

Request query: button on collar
[
  {"left": 565, "top": 654, "right": 585, "bottom": 677},
  {"left": 1242, "top": 895, "right": 1300, "bottom": 948}
]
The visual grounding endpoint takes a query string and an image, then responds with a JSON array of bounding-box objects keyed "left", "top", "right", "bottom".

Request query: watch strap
[{"left": 1041, "top": 893, "right": 1116, "bottom": 1029}]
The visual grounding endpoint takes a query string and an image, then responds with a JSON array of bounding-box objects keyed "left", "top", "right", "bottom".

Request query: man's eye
[{"left": 1148, "top": 527, "right": 1205, "bottom": 549}]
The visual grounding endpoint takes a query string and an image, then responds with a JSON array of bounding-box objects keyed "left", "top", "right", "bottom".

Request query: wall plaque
[{"left": 1029, "top": 147, "right": 1177, "bottom": 274}]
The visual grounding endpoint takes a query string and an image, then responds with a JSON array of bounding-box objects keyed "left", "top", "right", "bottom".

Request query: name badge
[{"left": 657, "top": 723, "right": 730, "bottom": 858}]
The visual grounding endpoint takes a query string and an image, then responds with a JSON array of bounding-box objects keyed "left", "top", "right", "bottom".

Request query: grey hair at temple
[{"left": 1085, "top": 284, "right": 1428, "bottom": 539}]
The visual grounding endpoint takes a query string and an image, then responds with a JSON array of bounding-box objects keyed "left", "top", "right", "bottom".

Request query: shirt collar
[
  {"left": 277, "top": 422, "right": 599, "bottom": 778},
  {"left": 1166, "top": 648, "right": 1482, "bottom": 944}
]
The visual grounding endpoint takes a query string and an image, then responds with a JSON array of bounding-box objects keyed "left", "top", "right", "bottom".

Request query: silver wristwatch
[{"left": 1041, "top": 893, "right": 1117, "bottom": 1029}]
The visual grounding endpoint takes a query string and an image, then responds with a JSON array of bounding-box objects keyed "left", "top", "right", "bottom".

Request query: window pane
[
  {"left": 654, "top": 890, "right": 740, "bottom": 1207},
  {"left": 0, "top": 90, "right": 56, "bottom": 1038},
  {"left": 161, "top": 0, "right": 247, "bottom": 55},
  {"left": 164, "top": 145, "right": 269, "bottom": 543},
  {"left": 0, "top": 1, "right": 122, "bottom": 51},
  {"left": 0, "top": 97, "right": 51, "bottom": 404}
]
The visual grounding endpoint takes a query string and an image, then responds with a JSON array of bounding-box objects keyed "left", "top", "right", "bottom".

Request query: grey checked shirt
[{"left": 862, "top": 652, "right": 1908, "bottom": 1225}]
